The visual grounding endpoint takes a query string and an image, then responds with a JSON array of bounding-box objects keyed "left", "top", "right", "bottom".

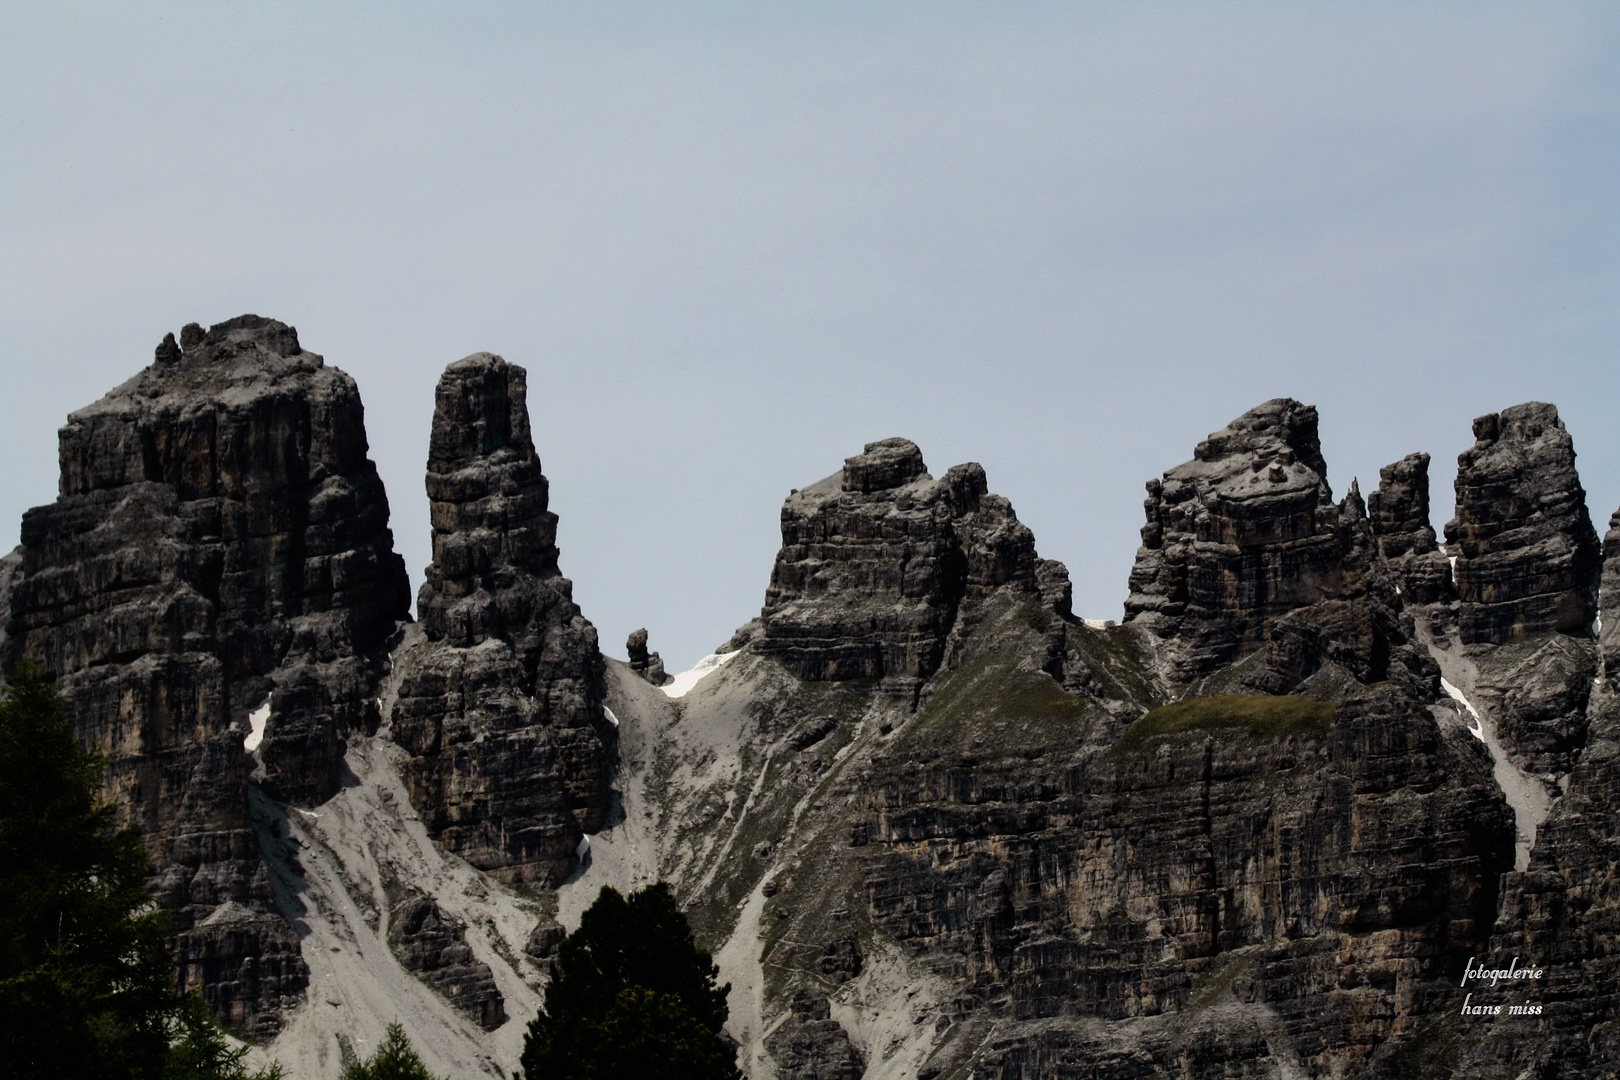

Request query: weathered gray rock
[
  {"left": 523, "top": 919, "right": 566, "bottom": 962},
  {"left": 1124, "top": 399, "right": 1433, "bottom": 694},
  {"left": 1470, "top": 635, "right": 1598, "bottom": 776},
  {"left": 626, "top": 627, "right": 670, "bottom": 686},
  {"left": 765, "top": 991, "right": 864, "bottom": 1080},
  {"left": 1452, "top": 683, "right": 1620, "bottom": 1080},
  {"left": 1368, "top": 451, "right": 1456, "bottom": 606},
  {"left": 0, "top": 547, "right": 19, "bottom": 680},
  {"left": 1445, "top": 402, "right": 1600, "bottom": 645},
  {"left": 756, "top": 439, "right": 1068, "bottom": 706},
  {"left": 389, "top": 354, "right": 610, "bottom": 887},
  {"left": 1601, "top": 507, "right": 1620, "bottom": 683},
  {"left": 857, "top": 681, "right": 1513, "bottom": 1077},
  {"left": 387, "top": 894, "right": 507, "bottom": 1031},
  {"left": 6, "top": 314, "right": 412, "bottom": 1031}
]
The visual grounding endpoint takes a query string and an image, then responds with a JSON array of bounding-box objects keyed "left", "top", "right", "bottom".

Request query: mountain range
[{"left": 5, "top": 314, "right": 1617, "bottom": 1080}]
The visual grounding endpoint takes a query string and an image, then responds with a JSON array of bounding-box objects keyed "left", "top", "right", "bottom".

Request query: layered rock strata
[
  {"left": 1367, "top": 451, "right": 1456, "bottom": 606},
  {"left": 756, "top": 438, "right": 1069, "bottom": 705},
  {"left": 388, "top": 894, "right": 507, "bottom": 1031},
  {"left": 5, "top": 315, "right": 413, "bottom": 1031},
  {"left": 1605, "top": 507, "right": 1620, "bottom": 683},
  {"left": 389, "top": 353, "right": 610, "bottom": 887},
  {"left": 1445, "top": 403, "right": 1600, "bottom": 645},
  {"left": 853, "top": 681, "right": 1513, "bottom": 1076},
  {"left": 1124, "top": 398, "right": 1433, "bottom": 694},
  {"left": 764, "top": 991, "right": 864, "bottom": 1080},
  {"left": 1453, "top": 684, "right": 1620, "bottom": 1080}
]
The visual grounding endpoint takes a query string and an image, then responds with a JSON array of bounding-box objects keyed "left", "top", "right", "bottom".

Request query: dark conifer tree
[
  {"left": 342, "top": 1023, "right": 444, "bottom": 1080},
  {"left": 522, "top": 882, "right": 739, "bottom": 1080},
  {"left": 0, "top": 662, "right": 175, "bottom": 1079}
]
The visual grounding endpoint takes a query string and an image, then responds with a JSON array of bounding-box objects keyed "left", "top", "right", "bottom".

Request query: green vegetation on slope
[{"left": 1111, "top": 694, "right": 1334, "bottom": 756}]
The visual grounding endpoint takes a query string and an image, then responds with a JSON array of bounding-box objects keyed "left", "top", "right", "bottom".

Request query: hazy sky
[{"left": 3, "top": 3, "right": 1616, "bottom": 670}]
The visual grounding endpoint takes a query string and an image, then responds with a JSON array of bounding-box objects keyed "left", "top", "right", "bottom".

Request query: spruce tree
[
  {"left": 522, "top": 883, "right": 739, "bottom": 1080},
  {"left": 0, "top": 662, "right": 176, "bottom": 1079},
  {"left": 163, "top": 993, "right": 284, "bottom": 1080},
  {"left": 342, "top": 1023, "right": 445, "bottom": 1080}
]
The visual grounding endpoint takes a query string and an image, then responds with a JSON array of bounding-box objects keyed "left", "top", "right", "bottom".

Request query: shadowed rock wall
[
  {"left": 1446, "top": 402, "right": 1600, "bottom": 645},
  {"left": 4, "top": 314, "right": 412, "bottom": 1033},
  {"left": 389, "top": 353, "right": 610, "bottom": 887},
  {"left": 1124, "top": 399, "right": 1433, "bottom": 695},
  {"left": 755, "top": 437, "right": 1070, "bottom": 706},
  {"left": 1368, "top": 451, "right": 1456, "bottom": 607}
]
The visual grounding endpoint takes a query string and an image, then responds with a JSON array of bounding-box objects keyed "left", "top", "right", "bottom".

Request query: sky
[{"left": 2, "top": 2, "right": 1616, "bottom": 671}]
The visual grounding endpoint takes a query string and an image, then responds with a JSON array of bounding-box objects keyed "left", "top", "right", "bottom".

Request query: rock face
[
  {"left": 1605, "top": 507, "right": 1620, "bottom": 683},
  {"left": 626, "top": 627, "right": 670, "bottom": 686},
  {"left": 4, "top": 314, "right": 412, "bottom": 1032},
  {"left": 1124, "top": 399, "right": 1432, "bottom": 695},
  {"left": 387, "top": 894, "right": 507, "bottom": 1031},
  {"left": 853, "top": 681, "right": 1511, "bottom": 1078},
  {"left": 764, "top": 991, "right": 864, "bottom": 1080},
  {"left": 1367, "top": 451, "right": 1456, "bottom": 606},
  {"left": 388, "top": 354, "right": 610, "bottom": 887},
  {"left": 1455, "top": 684, "right": 1620, "bottom": 1080},
  {"left": 1445, "top": 403, "right": 1600, "bottom": 645},
  {"left": 756, "top": 438, "right": 1068, "bottom": 706}
]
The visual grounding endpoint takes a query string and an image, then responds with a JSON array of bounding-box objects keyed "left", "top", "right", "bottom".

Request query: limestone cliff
[
  {"left": 387, "top": 353, "right": 611, "bottom": 888},
  {"left": 11, "top": 340, "right": 1620, "bottom": 1080},
  {"left": 755, "top": 437, "right": 1070, "bottom": 707},
  {"left": 1368, "top": 450, "right": 1456, "bottom": 607},
  {"left": 1446, "top": 402, "right": 1600, "bottom": 644},
  {"left": 1124, "top": 399, "right": 1434, "bottom": 697},
  {"left": 4, "top": 315, "right": 411, "bottom": 1034}
]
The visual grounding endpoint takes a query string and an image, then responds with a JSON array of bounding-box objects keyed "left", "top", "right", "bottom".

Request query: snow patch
[
  {"left": 575, "top": 835, "right": 591, "bottom": 861},
  {"left": 1441, "top": 678, "right": 1485, "bottom": 742},
  {"left": 1440, "top": 676, "right": 1551, "bottom": 871},
  {"left": 244, "top": 700, "right": 271, "bottom": 753},
  {"left": 1082, "top": 618, "right": 1117, "bottom": 630},
  {"left": 603, "top": 706, "right": 620, "bottom": 728},
  {"left": 661, "top": 651, "right": 740, "bottom": 699}
]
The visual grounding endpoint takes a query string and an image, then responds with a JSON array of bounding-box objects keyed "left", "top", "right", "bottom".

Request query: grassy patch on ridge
[{"left": 1111, "top": 694, "right": 1333, "bottom": 756}]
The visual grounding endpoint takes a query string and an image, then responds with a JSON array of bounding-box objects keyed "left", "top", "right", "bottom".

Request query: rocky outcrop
[
  {"left": 1445, "top": 403, "right": 1600, "bottom": 645},
  {"left": 626, "top": 627, "right": 670, "bottom": 686},
  {"left": 5, "top": 314, "right": 412, "bottom": 1032},
  {"left": 1368, "top": 451, "right": 1456, "bottom": 606},
  {"left": 1124, "top": 399, "right": 1433, "bottom": 694},
  {"left": 388, "top": 354, "right": 610, "bottom": 887},
  {"left": 1600, "top": 508, "right": 1620, "bottom": 683},
  {"left": 855, "top": 681, "right": 1513, "bottom": 1078},
  {"left": 0, "top": 547, "right": 19, "bottom": 679},
  {"left": 765, "top": 991, "right": 864, "bottom": 1080},
  {"left": 756, "top": 438, "right": 1068, "bottom": 706},
  {"left": 388, "top": 894, "right": 507, "bottom": 1030}
]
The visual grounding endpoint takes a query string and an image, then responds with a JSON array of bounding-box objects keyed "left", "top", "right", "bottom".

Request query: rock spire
[{"left": 388, "top": 353, "right": 611, "bottom": 886}]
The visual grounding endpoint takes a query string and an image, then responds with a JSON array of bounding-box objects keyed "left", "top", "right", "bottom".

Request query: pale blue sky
[{"left": 3, "top": 3, "right": 1616, "bottom": 669}]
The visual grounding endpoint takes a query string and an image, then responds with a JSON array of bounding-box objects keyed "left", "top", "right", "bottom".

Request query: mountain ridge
[{"left": 4, "top": 316, "right": 1616, "bottom": 1079}]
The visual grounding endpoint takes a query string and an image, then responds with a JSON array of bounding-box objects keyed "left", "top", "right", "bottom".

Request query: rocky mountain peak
[
  {"left": 388, "top": 353, "right": 609, "bottom": 887},
  {"left": 1446, "top": 400, "right": 1600, "bottom": 643},
  {"left": 1368, "top": 451, "right": 1455, "bottom": 606},
  {"left": 426, "top": 352, "right": 537, "bottom": 476},
  {"left": 1125, "top": 398, "right": 1432, "bottom": 692},
  {"left": 6, "top": 313, "right": 413, "bottom": 1033},
  {"left": 418, "top": 353, "right": 561, "bottom": 646},
  {"left": 1190, "top": 396, "right": 1330, "bottom": 492},
  {"left": 754, "top": 438, "right": 1065, "bottom": 706},
  {"left": 840, "top": 437, "right": 927, "bottom": 493}
]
